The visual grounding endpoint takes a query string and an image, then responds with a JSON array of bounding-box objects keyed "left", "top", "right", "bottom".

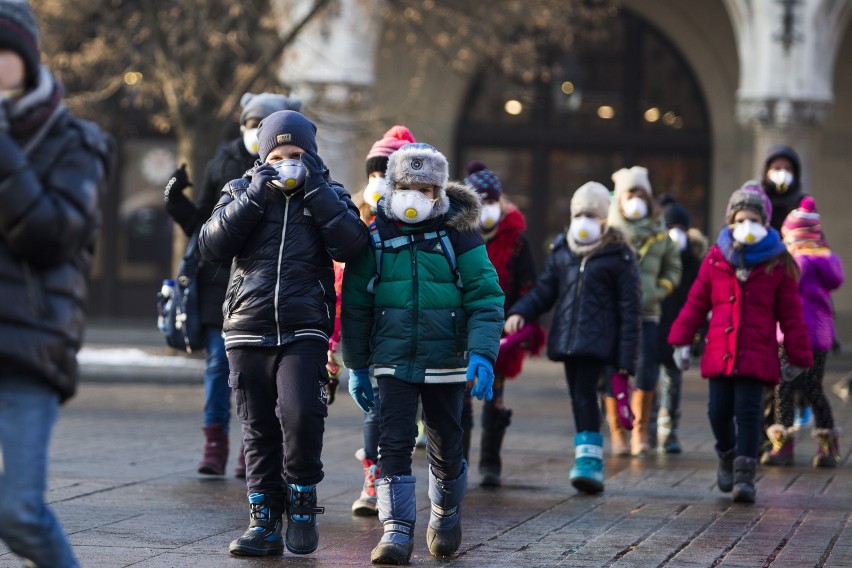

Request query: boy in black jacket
[{"left": 199, "top": 110, "right": 368, "bottom": 557}]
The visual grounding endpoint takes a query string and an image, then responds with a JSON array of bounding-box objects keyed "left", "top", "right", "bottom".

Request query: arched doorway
[{"left": 455, "top": 9, "right": 711, "bottom": 258}]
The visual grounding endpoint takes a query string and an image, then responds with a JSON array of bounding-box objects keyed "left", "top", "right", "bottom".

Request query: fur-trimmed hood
[
  {"left": 687, "top": 228, "right": 708, "bottom": 259},
  {"left": 380, "top": 180, "right": 482, "bottom": 231}
]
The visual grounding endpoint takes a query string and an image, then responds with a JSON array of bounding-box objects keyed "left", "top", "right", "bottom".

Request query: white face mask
[
  {"left": 242, "top": 127, "right": 259, "bottom": 155},
  {"left": 364, "top": 177, "right": 387, "bottom": 209},
  {"left": 268, "top": 159, "right": 306, "bottom": 191},
  {"left": 480, "top": 203, "right": 501, "bottom": 230},
  {"left": 389, "top": 190, "right": 436, "bottom": 224},
  {"left": 768, "top": 169, "right": 794, "bottom": 192},
  {"left": 669, "top": 227, "right": 688, "bottom": 252},
  {"left": 569, "top": 216, "right": 602, "bottom": 244},
  {"left": 732, "top": 220, "right": 768, "bottom": 245},
  {"left": 622, "top": 196, "right": 648, "bottom": 220}
]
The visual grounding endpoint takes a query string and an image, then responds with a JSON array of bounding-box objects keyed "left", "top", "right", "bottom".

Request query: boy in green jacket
[{"left": 341, "top": 142, "right": 504, "bottom": 564}]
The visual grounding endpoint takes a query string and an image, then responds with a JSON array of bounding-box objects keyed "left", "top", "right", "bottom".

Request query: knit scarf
[
  {"left": 7, "top": 65, "right": 65, "bottom": 143},
  {"left": 716, "top": 225, "right": 787, "bottom": 269}
]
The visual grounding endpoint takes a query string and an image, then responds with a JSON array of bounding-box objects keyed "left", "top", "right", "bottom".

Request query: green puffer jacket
[
  {"left": 341, "top": 182, "right": 505, "bottom": 383},
  {"left": 608, "top": 214, "right": 682, "bottom": 318}
]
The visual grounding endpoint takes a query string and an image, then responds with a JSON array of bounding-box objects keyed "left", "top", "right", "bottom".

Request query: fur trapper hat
[{"left": 386, "top": 142, "right": 449, "bottom": 194}]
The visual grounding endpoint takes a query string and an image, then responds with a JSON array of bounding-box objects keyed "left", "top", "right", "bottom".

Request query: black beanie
[
  {"left": 0, "top": 1, "right": 40, "bottom": 87},
  {"left": 660, "top": 194, "right": 690, "bottom": 228},
  {"left": 257, "top": 110, "right": 318, "bottom": 162}
]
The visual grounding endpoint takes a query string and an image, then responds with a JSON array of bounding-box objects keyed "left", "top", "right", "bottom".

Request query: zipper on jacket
[
  {"left": 409, "top": 241, "right": 419, "bottom": 364},
  {"left": 318, "top": 280, "right": 330, "bottom": 320},
  {"left": 567, "top": 257, "right": 587, "bottom": 354},
  {"left": 274, "top": 195, "right": 293, "bottom": 344}
]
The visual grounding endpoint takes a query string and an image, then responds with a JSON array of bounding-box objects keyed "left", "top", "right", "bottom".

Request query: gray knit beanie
[
  {"left": 239, "top": 92, "right": 304, "bottom": 126},
  {"left": 0, "top": 0, "right": 40, "bottom": 86}
]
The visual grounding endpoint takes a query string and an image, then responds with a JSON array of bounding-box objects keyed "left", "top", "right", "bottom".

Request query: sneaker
[
  {"left": 228, "top": 493, "right": 284, "bottom": 556},
  {"left": 285, "top": 484, "right": 324, "bottom": 555}
]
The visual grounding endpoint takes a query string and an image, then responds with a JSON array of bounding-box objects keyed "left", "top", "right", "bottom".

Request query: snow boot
[
  {"left": 352, "top": 448, "right": 380, "bottom": 515},
  {"left": 426, "top": 461, "right": 467, "bottom": 558},
  {"left": 198, "top": 424, "right": 228, "bottom": 475},
  {"left": 657, "top": 409, "right": 682, "bottom": 454},
  {"left": 480, "top": 405, "right": 512, "bottom": 487},
  {"left": 813, "top": 428, "right": 841, "bottom": 468},
  {"left": 285, "top": 484, "right": 324, "bottom": 555},
  {"left": 604, "top": 396, "right": 629, "bottom": 456},
  {"left": 716, "top": 447, "right": 736, "bottom": 493},
  {"left": 761, "top": 424, "right": 794, "bottom": 466},
  {"left": 234, "top": 441, "right": 246, "bottom": 478},
  {"left": 228, "top": 493, "right": 284, "bottom": 556},
  {"left": 569, "top": 431, "right": 604, "bottom": 494},
  {"left": 371, "top": 475, "right": 416, "bottom": 565},
  {"left": 732, "top": 456, "right": 757, "bottom": 503},
  {"left": 630, "top": 389, "right": 654, "bottom": 456}
]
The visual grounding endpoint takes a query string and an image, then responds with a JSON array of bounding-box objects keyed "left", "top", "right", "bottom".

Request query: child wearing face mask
[
  {"left": 654, "top": 195, "right": 708, "bottom": 454},
  {"left": 459, "top": 161, "right": 544, "bottom": 488},
  {"left": 762, "top": 196, "right": 844, "bottom": 468},
  {"left": 607, "top": 167, "right": 682, "bottom": 456},
  {"left": 341, "top": 143, "right": 504, "bottom": 564},
  {"left": 505, "top": 182, "right": 641, "bottom": 494},
  {"left": 200, "top": 110, "right": 369, "bottom": 557},
  {"left": 668, "top": 181, "right": 812, "bottom": 503}
]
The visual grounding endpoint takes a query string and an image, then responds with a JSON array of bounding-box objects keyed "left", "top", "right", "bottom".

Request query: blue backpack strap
[
  {"left": 367, "top": 225, "right": 383, "bottom": 294},
  {"left": 367, "top": 227, "right": 462, "bottom": 294},
  {"left": 437, "top": 229, "right": 463, "bottom": 289}
]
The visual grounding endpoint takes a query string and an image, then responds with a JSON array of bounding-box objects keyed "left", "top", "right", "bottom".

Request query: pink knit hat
[
  {"left": 365, "top": 125, "right": 416, "bottom": 177},
  {"left": 781, "top": 196, "right": 823, "bottom": 243}
]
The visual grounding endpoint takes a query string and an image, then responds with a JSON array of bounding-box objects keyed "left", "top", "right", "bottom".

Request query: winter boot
[
  {"left": 716, "top": 447, "right": 736, "bottom": 493},
  {"left": 732, "top": 456, "right": 758, "bottom": 503},
  {"left": 813, "top": 428, "right": 841, "bottom": 468},
  {"left": 234, "top": 441, "right": 246, "bottom": 479},
  {"left": 228, "top": 493, "right": 284, "bottom": 556},
  {"left": 285, "top": 484, "right": 324, "bottom": 555},
  {"left": 630, "top": 389, "right": 654, "bottom": 456},
  {"left": 760, "top": 424, "right": 794, "bottom": 466},
  {"left": 352, "top": 448, "right": 380, "bottom": 515},
  {"left": 479, "top": 405, "right": 512, "bottom": 487},
  {"left": 426, "top": 461, "right": 467, "bottom": 558},
  {"left": 371, "top": 475, "right": 416, "bottom": 565},
  {"left": 657, "top": 409, "right": 682, "bottom": 454},
  {"left": 198, "top": 424, "right": 228, "bottom": 475},
  {"left": 569, "top": 431, "right": 604, "bottom": 494},
  {"left": 604, "top": 397, "right": 629, "bottom": 456}
]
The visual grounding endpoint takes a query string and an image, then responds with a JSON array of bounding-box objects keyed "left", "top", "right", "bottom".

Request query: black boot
[
  {"left": 285, "top": 484, "right": 324, "bottom": 555},
  {"left": 479, "top": 405, "right": 512, "bottom": 487},
  {"left": 229, "top": 493, "right": 284, "bottom": 556},
  {"left": 732, "top": 456, "right": 758, "bottom": 503},
  {"left": 716, "top": 447, "right": 736, "bottom": 493}
]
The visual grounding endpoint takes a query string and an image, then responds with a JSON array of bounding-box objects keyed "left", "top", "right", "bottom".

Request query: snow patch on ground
[{"left": 78, "top": 348, "right": 204, "bottom": 369}]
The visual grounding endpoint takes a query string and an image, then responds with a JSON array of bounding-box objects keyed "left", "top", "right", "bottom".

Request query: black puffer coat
[
  {"left": 165, "top": 137, "right": 253, "bottom": 326},
  {"left": 199, "top": 165, "right": 369, "bottom": 349},
  {"left": 508, "top": 229, "right": 641, "bottom": 373},
  {"left": 0, "top": 110, "right": 111, "bottom": 402},
  {"left": 761, "top": 145, "right": 806, "bottom": 231}
]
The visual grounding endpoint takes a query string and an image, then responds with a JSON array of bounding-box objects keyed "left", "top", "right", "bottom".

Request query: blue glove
[
  {"left": 246, "top": 164, "right": 278, "bottom": 205},
  {"left": 348, "top": 367, "right": 374, "bottom": 413},
  {"left": 301, "top": 149, "right": 328, "bottom": 194},
  {"left": 467, "top": 353, "right": 494, "bottom": 401}
]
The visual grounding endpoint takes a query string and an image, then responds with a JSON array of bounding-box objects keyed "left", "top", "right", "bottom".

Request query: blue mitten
[
  {"left": 467, "top": 353, "right": 494, "bottom": 401},
  {"left": 348, "top": 368, "right": 374, "bottom": 413}
]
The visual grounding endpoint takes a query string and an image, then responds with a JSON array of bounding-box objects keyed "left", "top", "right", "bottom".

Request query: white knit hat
[
  {"left": 571, "top": 182, "right": 611, "bottom": 219},
  {"left": 612, "top": 166, "right": 652, "bottom": 197}
]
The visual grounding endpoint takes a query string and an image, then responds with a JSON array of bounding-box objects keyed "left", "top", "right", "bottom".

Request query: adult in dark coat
[
  {"left": 761, "top": 145, "right": 807, "bottom": 231},
  {"left": 164, "top": 92, "right": 303, "bottom": 477},
  {"left": 0, "top": 2, "right": 111, "bottom": 566}
]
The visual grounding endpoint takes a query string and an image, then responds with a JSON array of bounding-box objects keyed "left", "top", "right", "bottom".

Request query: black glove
[
  {"left": 301, "top": 149, "right": 329, "bottom": 194},
  {"left": 246, "top": 164, "right": 278, "bottom": 205},
  {"left": 164, "top": 164, "right": 192, "bottom": 201}
]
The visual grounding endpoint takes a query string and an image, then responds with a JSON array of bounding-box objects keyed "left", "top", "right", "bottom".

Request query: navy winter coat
[
  {"left": 199, "top": 166, "right": 369, "bottom": 349},
  {"left": 508, "top": 230, "right": 641, "bottom": 373}
]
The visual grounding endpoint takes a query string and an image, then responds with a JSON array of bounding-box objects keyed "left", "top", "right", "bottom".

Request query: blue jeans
[
  {"left": 635, "top": 320, "right": 660, "bottom": 391},
  {"left": 0, "top": 376, "right": 79, "bottom": 567},
  {"left": 203, "top": 326, "right": 230, "bottom": 427},
  {"left": 362, "top": 373, "right": 382, "bottom": 462},
  {"left": 707, "top": 377, "right": 765, "bottom": 459}
]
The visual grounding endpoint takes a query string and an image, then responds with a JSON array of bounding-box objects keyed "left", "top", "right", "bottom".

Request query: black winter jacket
[
  {"left": 0, "top": 110, "right": 111, "bottom": 402},
  {"left": 508, "top": 230, "right": 641, "bottom": 373},
  {"left": 199, "top": 166, "right": 369, "bottom": 349},
  {"left": 165, "top": 138, "right": 253, "bottom": 326}
]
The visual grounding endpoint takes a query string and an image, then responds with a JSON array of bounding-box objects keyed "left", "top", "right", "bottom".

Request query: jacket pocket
[{"left": 228, "top": 371, "right": 248, "bottom": 421}]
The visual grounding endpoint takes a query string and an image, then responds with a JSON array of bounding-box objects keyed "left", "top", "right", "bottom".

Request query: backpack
[
  {"left": 157, "top": 229, "right": 205, "bottom": 353},
  {"left": 367, "top": 224, "right": 462, "bottom": 294}
]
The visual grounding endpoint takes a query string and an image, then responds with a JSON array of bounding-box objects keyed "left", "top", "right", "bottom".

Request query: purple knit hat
[
  {"left": 726, "top": 180, "right": 772, "bottom": 226},
  {"left": 464, "top": 161, "right": 503, "bottom": 201}
]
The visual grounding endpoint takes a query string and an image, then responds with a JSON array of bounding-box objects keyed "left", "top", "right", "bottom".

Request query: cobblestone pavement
[{"left": 1, "top": 330, "right": 850, "bottom": 567}]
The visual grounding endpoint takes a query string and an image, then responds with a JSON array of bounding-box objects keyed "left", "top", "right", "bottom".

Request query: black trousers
[
  {"left": 564, "top": 356, "right": 605, "bottom": 433},
  {"left": 228, "top": 340, "right": 328, "bottom": 498}
]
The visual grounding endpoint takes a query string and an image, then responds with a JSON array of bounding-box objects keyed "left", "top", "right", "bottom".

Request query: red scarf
[{"left": 485, "top": 205, "right": 525, "bottom": 296}]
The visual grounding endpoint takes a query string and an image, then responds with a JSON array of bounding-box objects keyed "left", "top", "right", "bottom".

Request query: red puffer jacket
[{"left": 668, "top": 245, "right": 812, "bottom": 384}]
